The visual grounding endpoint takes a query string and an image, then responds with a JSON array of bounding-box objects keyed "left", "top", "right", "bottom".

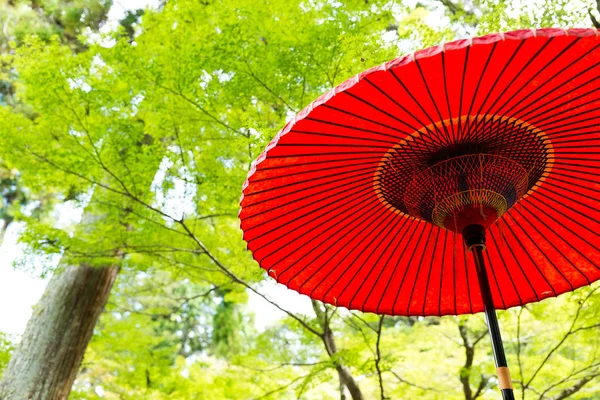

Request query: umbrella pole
[{"left": 463, "top": 224, "right": 515, "bottom": 400}]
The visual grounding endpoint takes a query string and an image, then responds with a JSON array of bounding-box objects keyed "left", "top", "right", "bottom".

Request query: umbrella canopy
[{"left": 239, "top": 27, "right": 600, "bottom": 317}]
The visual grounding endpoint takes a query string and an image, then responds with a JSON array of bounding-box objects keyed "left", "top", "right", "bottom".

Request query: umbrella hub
[
  {"left": 404, "top": 154, "right": 528, "bottom": 232},
  {"left": 376, "top": 115, "right": 551, "bottom": 233}
]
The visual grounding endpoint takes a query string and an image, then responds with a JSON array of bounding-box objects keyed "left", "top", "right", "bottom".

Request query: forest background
[{"left": 0, "top": 0, "right": 598, "bottom": 399}]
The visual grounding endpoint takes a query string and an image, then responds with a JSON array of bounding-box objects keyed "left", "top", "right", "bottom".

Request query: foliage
[
  {"left": 0, "top": 0, "right": 599, "bottom": 399},
  {"left": 0, "top": 332, "right": 13, "bottom": 378}
]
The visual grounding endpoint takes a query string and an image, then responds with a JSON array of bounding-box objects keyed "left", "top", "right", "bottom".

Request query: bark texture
[{"left": 0, "top": 264, "right": 118, "bottom": 400}]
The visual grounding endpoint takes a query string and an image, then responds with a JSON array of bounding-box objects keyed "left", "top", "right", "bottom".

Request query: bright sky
[
  {"left": 0, "top": 201, "right": 83, "bottom": 335},
  {"left": 0, "top": 224, "right": 48, "bottom": 335}
]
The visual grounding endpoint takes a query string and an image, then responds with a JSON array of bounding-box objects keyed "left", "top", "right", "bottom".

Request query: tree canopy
[{"left": 0, "top": 0, "right": 598, "bottom": 399}]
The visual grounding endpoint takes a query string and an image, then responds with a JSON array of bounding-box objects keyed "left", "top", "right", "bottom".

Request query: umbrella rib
[
  {"left": 372, "top": 220, "right": 423, "bottom": 314},
  {"left": 264, "top": 152, "right": 381, "bottom": 159},
  {"left": 266, "top": 198, "right": 387, "bottom": 277},
  {"left": 256, "top": 155, "right": 383, "bottom": 170},
  {"left": 546, "top": 119, "right": 600, "bottom": 136},
  {"left": 403, "top": 224, "right": 436, "bottom": 315},
  {"left": 289, "top": 129, "right": 399, "bottom": 145},
  {"left": 416, "top": 226, "right": 442, "bottom": 316},
  {"left": 529, "top": 188, "right": 600, "bottom": 237},
  {"left": 539, "top": 111, "right": 600, "bottom": 135},
  {"left": 321, "top": 104, "right": 412, "bottom": 137},
  {"left": 519, "top": 202, "right": 600, "bottom": 273},
  {"left": 341, "top": 90, "right": 433, "bottom": 139},
  {"left": 552, "top": 143, "right": 600, "bottom": 149},
  {"left": 358, "top": 216, "right": 416, "bottom": 311},
  {"left": 441, "top": 50, "right": 456, "bottom": 142},
  {"left": 437, "top": 229, "right": 450, "bottom": 316},
  {"left": 316, "top": 101, "right": 448, "bottom": 156},
  {"left": 362, "top": 77, "right": 445, "bottom": 147},
  {"left": 540, "top": 103, "right": 600, "bottom": 131},
  {"left": 461, "top": 42, "right": 498, "bottom": 140},
  {"left": 546, "top": 126, "right": 600, "bottom": 141},
  {"left": 489, "top": 226, "right": 537, "bottom": 303},
  {"left": 298, "top": 205, "right": 398, "bottom": 296},
  {"left": 550, "top": 131, "right": 600, "bottom": 143},
  {"left": 521, "top": 77, "right": 600, "bottom": 125},
  {"left": 473, "top": 40, "right": 526, "bottom": 123},
  {"left": 243, "top": 176, "right": 374, "bottom": 223},
  {"left": 249, "top": 159, "right": 383, "bottom": 182},
  {"left": 499, "top": 216, "right": 557, "bottom": 297},
  {"left": 551, "top": 150, "right": 600, "bottom": 154},
  {"left": 473, "top": 118, "right": 548, "bottom": 174},
  {"left": 484, "top": 246, "right": 507, "bottom": 309},
  {"left": 486, "top": 233, "right": 510, "bottom": 309},
  {"left": 327, "top": 210, "right": 407, "bottom": 307},
  {"left": 549, "top": 170, "right": 600, "bottom": 190},
  {"left": 305, "top": 116, "right": 411, "bottom": 141},
  {"left": 464, "top": 43, "right": 523, "bottom": 142},
  {"left": 243, "top": 168, "right": 374, "bottom": 202},
  {"left": 296, "top": 209, "right": 402, "bottom": 296},
  {"left": 456, "top": 45, "right": 470, "bottom": 141},
  {"left": 245, "top": 184, "right": 376, "bottom": 243},
  {"left": 390, "top": 222, "right": 430, "bottom": 315},
  {"left": 353, "top": 215, "right": 416, "bottom": 311},
  {"left": 414, "top": 59, "right": 453, "bottom": 143},
  {"left": 503, "top": 41, "right": 600, "bottom": 119},
  {"left": 494, "top": 37, "right": 583, "bottom": 118},
  {"left": 462, "top": 244, "right": 474, "bottom": 314},
  {"left": 505, "top": 212, "right": 574, "bottom": 291},
  {"left": 525, "top": 195, "right": 600, "bottom": 254},
  {"left": 544, "top": 166, "right": 600, "bottom": 185},
  {"left": 513, "top": 205, "right": 592, "bottom": 283},
  {"left": 389, "top": 68, "right": 448, "bottom": 142},
  {"left": 542, "top": 178, "right": 600, "bottom": 209},
  {"left": 277, "top": 142, "right": 391, "bottom": 149},
  {"left": 485, "top": 38, "right": 555, "bottom": 117},
  {"left": 504, "top": 73, "right": 600, "bottom": 135},
  {"left": 551, "top": 158, "right": 600, "bottom": 164}
]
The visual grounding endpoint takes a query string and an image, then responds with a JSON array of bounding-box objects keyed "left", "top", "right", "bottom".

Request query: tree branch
[{"left": 375, "top": 316, "right": 387, "bottom": 400}]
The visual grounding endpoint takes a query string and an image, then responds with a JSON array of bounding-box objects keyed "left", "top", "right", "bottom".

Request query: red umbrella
[{"left": 239, "top": 28, "right": 600, "bottom": 399}]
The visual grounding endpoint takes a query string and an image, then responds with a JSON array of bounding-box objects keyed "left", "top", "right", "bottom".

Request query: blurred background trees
[{"left": 0, "top": 0, "right": 597, "bottom": 399}]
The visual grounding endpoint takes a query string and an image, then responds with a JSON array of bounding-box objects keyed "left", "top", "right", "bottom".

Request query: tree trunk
[
  {"left": 0, "top": 264, "right": 118, "bottom": 399},
  {"left": 0, "top": 128, "right": 160, "bottom": 398}
]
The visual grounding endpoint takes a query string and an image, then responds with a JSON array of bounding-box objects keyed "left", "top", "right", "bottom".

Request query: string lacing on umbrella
[
  {"left": 404, "top": 154, "right": 528, "bottom": 231},
  {"left": 376, "top": 115, "right": 549, "bottom": 232}
]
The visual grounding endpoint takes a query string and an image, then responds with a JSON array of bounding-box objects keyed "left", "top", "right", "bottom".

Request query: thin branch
[
  {"left": 239, "top": 360, "right": 332, "bottom": 373},
  {"left": 108, "top": 285, "right": 219, "bottom": 319},
  {"left": 176, "top": 218, "right": 323, "bottom": 337},
  {"left": 389, "top": 370, "right": 440, "bottom": 392},
  {"left": 538, "top": 362, "right": 600, "bottom": 400},
  {"left": 252, "top": 372, "right": 316, "bottom": 400},
  {"left": 525, "top": 287, "right": 600, "bottom": 387},
  {"left": 375, "top": 316, "right": 387, "bottom": 400},
  {"left": 242, "top": 58, "right": 296, "bottom": 112},
  {"left": 153, "top": 81, "right": 248, "bottom": 138},
  {"left": 547, "top": 372, "right": 600, "bottom": 400},
  {"left": 517, "top": 307, "right": 526, "bottom": 400},
  {"left": 472, "top": 375, "right": 490, "bottom": 400}
]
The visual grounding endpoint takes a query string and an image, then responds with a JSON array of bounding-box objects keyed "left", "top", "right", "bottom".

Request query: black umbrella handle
[{"left": 464, "top": 225, "right": 515, "bottom": 400}]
